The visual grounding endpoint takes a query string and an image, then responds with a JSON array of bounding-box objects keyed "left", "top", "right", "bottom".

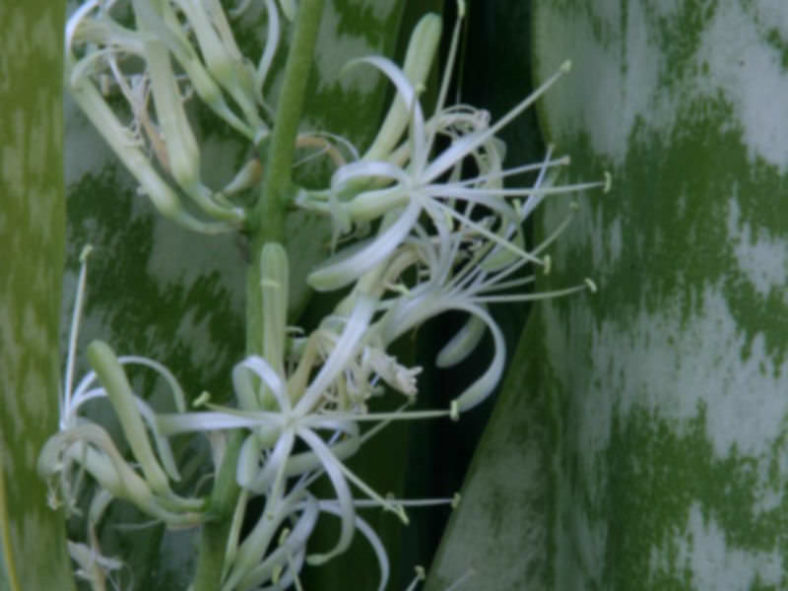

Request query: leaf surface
[
  {"left": 0, "top": 2, "right": 74, "bottom": 589},
  {"left": 429, "top": 1, "right": 788, "bottom": 589}
]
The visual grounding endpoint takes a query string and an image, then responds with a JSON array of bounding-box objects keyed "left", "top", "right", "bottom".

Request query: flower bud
[{"left": 362, "top": 13, "right": 442, "bottom": 162}]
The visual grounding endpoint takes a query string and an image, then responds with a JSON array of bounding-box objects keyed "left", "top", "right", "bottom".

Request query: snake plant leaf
[
  {"left": 424, "top": 2, "right": 554, "bottom": 589},
  {"left": 62, "top": 0, "right": 416, "bottom": 587},
  {"left": 0, "top": 2, "right": 74, "bottom": 590},
  {"left": 428, "top": 1, "right": 788, "bottom": 589}
]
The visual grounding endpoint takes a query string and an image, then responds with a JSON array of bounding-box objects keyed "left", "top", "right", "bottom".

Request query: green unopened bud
[
  {"left": 261, "top": 243, "right": 289, "bottom": 380},
  {"left": 363, "top": 13, "right": 442, "bottom": 161},
  {"left": 278, "top": 0, "right": 297, "bottom": 20},
  {"left": 145, "top": 41, "right": 200, "bottom": 190},
  {"left": 177, "top": 0, "right": 261, "bottom": 127},
  {"left": 87, "top": 341, "right": 173, "bottom": 498},
  {"left": 68, "top": 75, "right": 230, "bottom": 233}
]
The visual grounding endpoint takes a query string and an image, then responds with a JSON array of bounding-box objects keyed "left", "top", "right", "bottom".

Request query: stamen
[
  {"left": 405, "top": 565, "right": 427, "bottom": 591},
  {"left": 603, "top": 170, "right": 613, "bottom": 193},
  {"left": 192, "top": 391, "right": 211, "bottom": 408},
  {"left": 63, "top": 245, "right": 93, "bottom": 429},
  {"left": 446, "top": 568, "right": 476, "bottom": 591},
  {"left": 450, "top": 400, "right": 460, "bottom": 421},
  {"left": 475, "top": 282, "right": 593, "bottom": 303},
  {"left": 435, "top": 201, "right": 544, "bottom": 267},
  {"left": 423, "top": 60, "right": 572, "bottom": 182}
]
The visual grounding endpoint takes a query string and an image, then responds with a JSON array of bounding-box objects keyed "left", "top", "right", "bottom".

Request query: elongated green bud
[
  {"left": 362, "top": 13, "right": 442, "bottom": 161},
  {"left": 175, "top": 0, "right": 260, "bottom": 127},
  {"left": 145, "top": 40, "right": 200, "bottom": 190},
  {"left": 87, "top": 340, "right": 172, "bottom": 498},
  {"left": 260, "top": 243, "right": 289, "bottom": 406}
]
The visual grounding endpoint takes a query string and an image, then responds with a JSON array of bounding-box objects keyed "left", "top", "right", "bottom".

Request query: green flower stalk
[{"left": 43, "top": 0, "right": 609, "bottom": 588}]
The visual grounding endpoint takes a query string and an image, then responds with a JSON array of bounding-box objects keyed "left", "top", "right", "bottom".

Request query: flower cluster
[
  {"left": 44, "top": 1, "right": 609, "bottom": 589},
  {"left": 66, "top": 0, "right": 287, "bottom": 232}
]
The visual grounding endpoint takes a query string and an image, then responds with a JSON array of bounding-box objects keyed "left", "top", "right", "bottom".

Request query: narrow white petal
[
  {"left": 347, "top": 56, "right": 427, "bottom": 168},
  {"left": 295, "top": 296, "right": 376, "bottom": 414},
  {"left": 436, "top": 315, "right": 486, "bottom": 368},
  {"left": 316, "top": 501, "right": 390, "bottom": 591},
  {"left": 297, "top": 428, "right": 355, "bottom": 565},
  {"left": 450, "top": 303, "right": 506, "bottom": 412},
  {"left": 307, "top": 202, "right": 421, "bottom": 291}
]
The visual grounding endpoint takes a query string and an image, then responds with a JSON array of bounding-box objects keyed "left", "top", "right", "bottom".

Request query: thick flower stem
[
  {"left": 192, "top": 431, "right": 243, "bottom": 590},
  {"left": 246, "top": 0, "right": 326, "bottom": 356},
  {"left": 193, "top": 1, "right": 325, "bottom": 589}
]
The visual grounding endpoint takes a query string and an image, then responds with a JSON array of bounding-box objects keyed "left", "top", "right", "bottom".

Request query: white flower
[
  {"left": 39, "top": 247, "right": 204, "bottom": 527},
  {"left": 299, "top": 10, "right": 607, "bottom": 293}
]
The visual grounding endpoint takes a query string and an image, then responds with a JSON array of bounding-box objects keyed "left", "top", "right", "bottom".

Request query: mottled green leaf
[
  {"left": 431, "top": 1, "right": 788, "bottom": 590},
  {"left": 0, "top": 2, "right": 74, "bottom": 589}
]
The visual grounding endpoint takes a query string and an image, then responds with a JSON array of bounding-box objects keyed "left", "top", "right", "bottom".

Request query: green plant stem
[
  {"left": 192, "top": 1, "right": 325, "bottom": 589},
  {"left": 247, "top": 0, "right": 326, "bottom": 356},
  {"left": 191, "top": 431, "right": 243, "bottom": 589}
]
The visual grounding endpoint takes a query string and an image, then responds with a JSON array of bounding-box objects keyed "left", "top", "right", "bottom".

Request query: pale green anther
[
  {"left": 193, "top": 391, "right": 212, "bottom": 407},
  {"left": 362, "top": 13, "right": 442, "bottom": 162},
  {"left": 86, "top": 341, "right": 173, "bottom": 499},
  {"left": 449, "top": 401, "right": 459, "bottom": 421},
  {"left": 603, "top": 170, "right": 613, "bottom": 193},
  {"left": 451, "top": 492, "right": 461, "bottom": 509},
  {"left": 261, "top": 243, "right": 289, "bottom": 383},
  {"left": 79, "top": 244, "right": 93, "bottom": 262}
]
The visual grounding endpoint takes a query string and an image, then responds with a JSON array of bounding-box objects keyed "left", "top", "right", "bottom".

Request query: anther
[
  {"left": 449, "top": 400, "right": 460, "bottom": 421},
  {"left": 79, "top": 244, "right": 94, "bottom": 262},
  {"left": 603, "top": 171, "right": 613, "bottom": 193},
  {"left": 193, "top": 391, "right": 211, "bottom": 407}
]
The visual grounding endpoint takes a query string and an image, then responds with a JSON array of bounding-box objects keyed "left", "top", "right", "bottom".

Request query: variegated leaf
[
  {"left": 429, "top": 1, "right": 788, "bottom": 589},
  {"left": 0, "top": 2, "right": 74, "bottom": 590}
]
